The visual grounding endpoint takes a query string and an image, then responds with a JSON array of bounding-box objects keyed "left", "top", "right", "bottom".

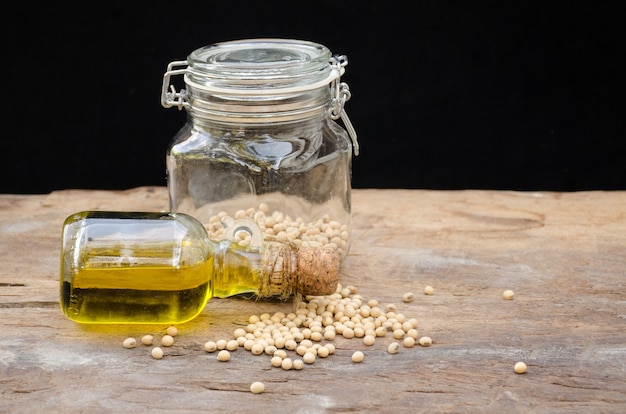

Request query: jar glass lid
[{"left": 185, "top": 38, "right": 337, "bottom": 93}]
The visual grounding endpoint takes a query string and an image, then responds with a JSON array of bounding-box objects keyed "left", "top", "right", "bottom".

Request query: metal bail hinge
[
  {"left": 329, "top": 55, "right": 359, "bottom": 156},
  {"left": 161, "top": 60, "right": 189, "bottom": 110},
  {"left": 340, "top": 109, "right": 359, "bottom": 156}
]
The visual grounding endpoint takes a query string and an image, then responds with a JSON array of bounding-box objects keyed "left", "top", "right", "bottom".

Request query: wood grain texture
[{"left": 1, "top": 187, "right": 625, "bottom": 413}]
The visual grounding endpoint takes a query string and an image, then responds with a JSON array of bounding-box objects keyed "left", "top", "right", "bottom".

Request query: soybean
[
  {"left": 418, "top": 336, "right": 432, "bottom": 347},
  {"left": 161, "top": 335, "right": 174, "bottom": 347},
  {"left": 281, "top": 358, "right": 293, "bottom": 370},
  {"left": 123, "top": 337, "right": 136, "bottom": 349},
  {"left": 352, "top": 351, "right": 365, "bottom": 363},
  {"left": 514, "top": 361, "right": 527, "bottom": 374},
  {"left": 387, "top": 342, "right": 400, "bottom": 354},
  {"left": 250, "top": 381, "right": 265, "bottom": 394},
  {"left": 403, "top": 337, "right": 416, "bottom": 348},
  {"left": 217, "top": 350, "right": 231, "bottom": 362},
  {"left": 141, "top": 335, "right": 154, "bottom": 346},
  {"left": 151, "top": 347, "right": 164, "bottom": 359},
  {"left": 293, "top": 359, "right": 304, "bottom": 370}
]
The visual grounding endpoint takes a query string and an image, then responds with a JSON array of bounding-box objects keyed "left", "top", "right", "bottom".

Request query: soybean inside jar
[{"left": 161, "top": 38, "right": 358, "bottom": 262}]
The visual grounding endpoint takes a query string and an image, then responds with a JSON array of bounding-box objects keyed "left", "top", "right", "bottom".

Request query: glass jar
[
  {"left": 161, "top": 38, "right": 358, "bottom": 263},
  {"left": 60, "top": 211, "right": 339, "bottom": 324}
]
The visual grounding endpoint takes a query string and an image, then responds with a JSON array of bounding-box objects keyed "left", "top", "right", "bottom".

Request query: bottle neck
[
  {"left": 210, "top": 239, "right": 297, "bottom": 300},
  {"left": 211, "top": 240, "right": 339, "bottom": 300}
]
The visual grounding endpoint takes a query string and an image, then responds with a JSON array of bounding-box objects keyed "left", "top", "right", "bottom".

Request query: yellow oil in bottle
[{"left": 61, "top": 257, "right": 213, "bottom": 324}]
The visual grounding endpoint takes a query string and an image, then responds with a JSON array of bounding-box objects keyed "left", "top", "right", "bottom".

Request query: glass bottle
[
  {"left": 161, "top": 38, "right": 358, "bottom": 263},
  {"left": 60, "top": 211, "right": 339, "bottom": 324}
]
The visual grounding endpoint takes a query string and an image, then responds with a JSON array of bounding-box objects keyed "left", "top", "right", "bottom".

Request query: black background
[{"left": 3, "top": 1, "right": 624, "bottom": 194}]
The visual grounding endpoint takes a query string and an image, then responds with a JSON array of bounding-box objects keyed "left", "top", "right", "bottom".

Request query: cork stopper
[
  {"left": 294, "top": 247, "right": 340, "bottom": 296},
  {"left": 258, "top": 242, "right": 340, "bottom": 299}
]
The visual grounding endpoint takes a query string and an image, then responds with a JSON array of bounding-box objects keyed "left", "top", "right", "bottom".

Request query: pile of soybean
[
  {"left": 123, "top": 283, "right": 435, "bottom": 392},
  {"left": 203, "top": 284, "right": 433, "bottom": 367}
]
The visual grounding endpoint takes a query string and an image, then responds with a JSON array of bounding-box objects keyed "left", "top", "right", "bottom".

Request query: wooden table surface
[{"left": 1, "top": 187, "right": 625, "bottom": 413}]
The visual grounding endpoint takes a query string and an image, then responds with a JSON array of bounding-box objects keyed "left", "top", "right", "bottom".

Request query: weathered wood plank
[{"left": 1, "top": 188, "right": 625, "bottom": 413}]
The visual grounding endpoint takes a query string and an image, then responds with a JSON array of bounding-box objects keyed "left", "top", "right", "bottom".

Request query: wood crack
[{"left": 0, "top": 301, "right": 58, "bottom": 308}]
